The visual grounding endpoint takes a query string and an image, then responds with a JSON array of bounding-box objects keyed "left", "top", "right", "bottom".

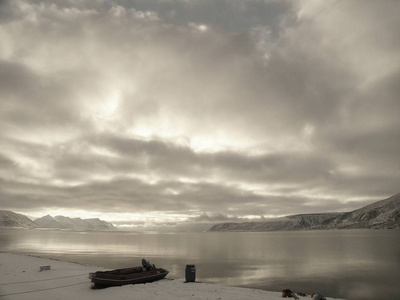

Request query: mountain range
[
  {"left": 209, "top": 213, "right": 341, "bottom": 232},
  {"left": 0, "top": 211, "right": 117, "bottom": 231},
  {"left": 34, "top": 215, "right": 117, "bottom": 231},
  {"left": 2, "top": 193, "right": 399, "bottom": 232},
  {"left": 209, "top": 193, "right": 400, "bottom": 232}
]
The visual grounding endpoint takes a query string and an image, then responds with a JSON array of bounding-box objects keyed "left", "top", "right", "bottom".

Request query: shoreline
[{"left": 0, "top": 252, "right": 345, "bottom": 300}]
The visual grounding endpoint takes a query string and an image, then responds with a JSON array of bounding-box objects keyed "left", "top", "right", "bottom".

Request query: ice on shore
[{"left": 0, "top": 253, "right": 345, "bottom": 300}]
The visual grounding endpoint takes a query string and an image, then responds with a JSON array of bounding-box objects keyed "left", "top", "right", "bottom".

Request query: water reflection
[{"left": 1, "top": 229, "right": 399, "bottom": 300}]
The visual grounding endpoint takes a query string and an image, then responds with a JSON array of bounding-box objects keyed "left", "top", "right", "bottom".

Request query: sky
[{"left": 0, "top": 0, "right": 399, "bottom": 229}]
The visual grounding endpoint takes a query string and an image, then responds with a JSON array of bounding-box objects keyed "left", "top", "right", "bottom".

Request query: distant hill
[
  {"left": 34, "top": 215, "right": 68, "bottom": 229},
  {"left": 209, "top": 193, "right": 400, "bottom": 232},
  {"left": 316, "top": 193, "right": 400, "bottom": 229},
  {"left": 209, "top": 213, "right": 340, "bottom": 232},
  {"left": 35, "top": 215, "right": 117, "bottom": 231},
  {"left": 0, "top": 211, "right": 38, "bottom": 229},
  {"left": 0, "top": 210, "right": 117, "bottom": 231}
]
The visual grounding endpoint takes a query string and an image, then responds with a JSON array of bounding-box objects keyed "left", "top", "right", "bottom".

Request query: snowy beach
[{"left": 0, "top": 253, "right": 344, "bottom": 300}]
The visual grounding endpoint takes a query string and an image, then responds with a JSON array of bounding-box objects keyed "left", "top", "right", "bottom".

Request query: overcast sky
[{"left": 1, "top": 0, "right": 399, "bottom": 228}]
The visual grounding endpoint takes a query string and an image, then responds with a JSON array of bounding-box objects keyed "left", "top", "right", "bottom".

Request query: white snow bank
[{"left": 0, "top": 253, "right": 345, "bottom": 300}]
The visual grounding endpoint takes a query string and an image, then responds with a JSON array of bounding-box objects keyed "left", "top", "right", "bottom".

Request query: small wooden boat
[{"left": 90, "top": 259, "right": 169, "bottom": 288}]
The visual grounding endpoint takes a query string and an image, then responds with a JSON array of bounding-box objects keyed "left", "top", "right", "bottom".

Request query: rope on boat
[
  {"left": 0, "top": 273, "right": 90, "bottom": 285},
  {"left": 0, "top": 281, "right": 88, "bottom": 297}
]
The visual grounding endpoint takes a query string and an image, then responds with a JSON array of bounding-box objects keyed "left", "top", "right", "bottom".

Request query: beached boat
[{"left": 89, "top": 259, "right": 169, "bottom": 288}]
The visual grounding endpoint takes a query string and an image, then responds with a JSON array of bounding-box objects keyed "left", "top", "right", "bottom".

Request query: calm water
[{"left": 1, "top": 229, "right": 399, "bottom": 300}]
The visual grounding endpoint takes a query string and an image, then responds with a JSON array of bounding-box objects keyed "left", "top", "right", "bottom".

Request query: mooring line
[
  {"left": 0, "top": 281, "right": 88, "bottom": 297},
  {"left": 0, "top": 273, "right": 89, "bottom": 285}
]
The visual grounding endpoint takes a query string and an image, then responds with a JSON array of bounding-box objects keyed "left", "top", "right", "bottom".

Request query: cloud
[{"left": 0, "top": 0, "right": 399, "bottom": 225}]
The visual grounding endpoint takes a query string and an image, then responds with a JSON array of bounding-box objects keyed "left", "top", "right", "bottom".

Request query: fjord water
[{"left": 1, "top": 229, "right": 399, "bottom": 300}]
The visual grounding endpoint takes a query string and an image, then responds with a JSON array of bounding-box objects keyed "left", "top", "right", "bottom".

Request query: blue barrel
[{"left": 185, "top": 264, "right": 196, "bottom": 282}]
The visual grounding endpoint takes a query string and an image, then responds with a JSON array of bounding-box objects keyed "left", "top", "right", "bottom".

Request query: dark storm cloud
[{"left": 0, "top": 0, "right": 399, "bottom": 224}]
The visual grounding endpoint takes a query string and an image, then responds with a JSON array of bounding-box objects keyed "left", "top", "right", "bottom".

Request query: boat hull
[{"left": 90, "top": 267, "right": 169, "bottom": 288}]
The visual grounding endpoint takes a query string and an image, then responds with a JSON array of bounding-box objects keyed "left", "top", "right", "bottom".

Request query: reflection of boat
[{"left": 90, "top": 259, "right": 169, "bottom": 288}]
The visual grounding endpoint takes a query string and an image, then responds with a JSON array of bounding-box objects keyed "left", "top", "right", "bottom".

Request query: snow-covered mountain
[
  {"left": 67, "top": 217, "right": 116, "bottom": 231},
  {"left": 54, "top": 215, "right": 78, "bottom": 229},
  {"left": 317, "top": 193, "right": 400, "bottom": 229},
  {"left": 0, "top": 210, "right": 38, "bottom": 228},
  {"left": 209, "top": 213, "right": 340, "bottom": 232},
  {"left": 209, "top": 193, "right": 400, "bottom": 232},
  {"left": 34, "top": 215, "right": 68, "bottom": 229},
  {"left": 35, "top": 215, "right": 117, "bottom": 231}
]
